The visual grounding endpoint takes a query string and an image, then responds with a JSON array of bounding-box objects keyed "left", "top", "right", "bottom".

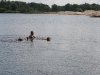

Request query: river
[{"left": 0, "top": 14, "right": 100, "bottom": 75}]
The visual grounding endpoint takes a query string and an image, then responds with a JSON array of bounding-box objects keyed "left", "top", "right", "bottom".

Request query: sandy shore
[{"left": 44, "top": 10, "right": 100, "bottom": 17}]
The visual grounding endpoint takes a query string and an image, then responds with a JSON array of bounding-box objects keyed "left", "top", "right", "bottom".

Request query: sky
[{"left": 10, "top": 0, "right": 100, "bottom": 6}]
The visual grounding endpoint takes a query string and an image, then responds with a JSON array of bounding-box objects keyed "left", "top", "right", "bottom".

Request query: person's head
[
  {"left": 47, "top": 37, "right": 50, "bottom": 41},
  {"left": 18, "top": 38, "right": 23, "bottom": 41},
  {"left": 30, "top": 31, "right": 34, "bottom": 35}
]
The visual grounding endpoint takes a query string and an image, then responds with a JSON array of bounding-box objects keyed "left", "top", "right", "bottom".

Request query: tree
[
  {"left": 0, "top": 8, "right": 7, "bottom": 12},
  {"left": 70, "top": 4, "right": 79, "bottom": 11},
  {"left": 11, "top": 2, "right": 18, "bottom": 11},
  {"left": 75, "top": 8, "right": 83, "bottom": 12},
  {"left": 64, "top": 3, "right": 71, "bottom": 11},
  {"left": 51, "top": 4, "right": 58, "bottom": 12},
  {"left": 45, "top": 5, "right": 51, "bottom": 12},
  {"left": 57, "top": 6, "right": 64, "bottom": 11},
  {"left": 0, "top": 1, "right": 100, "bottom": 13},
  {"left": 92, "top": 3, "right": 99, "bottom": 10},
  {"left": 82, "top": 3, "right": 92, "bottom": 11}
]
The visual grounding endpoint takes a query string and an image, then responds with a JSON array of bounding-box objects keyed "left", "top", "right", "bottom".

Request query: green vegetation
[
  {"left": 0, "top": 1, "right": 51, "bottom": 13},
  {"left": 0, "top": 1, "right": 100, "bottom": 13}
]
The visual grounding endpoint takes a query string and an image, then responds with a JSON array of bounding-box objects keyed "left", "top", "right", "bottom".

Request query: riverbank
[{"left": 44, "top": 10, "right": 100, "bottom": 17}]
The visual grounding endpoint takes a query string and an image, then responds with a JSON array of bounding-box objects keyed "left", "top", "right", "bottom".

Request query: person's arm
[
  {"left": 42, "top": 38, "right": 47, "bottom": 40},
  {"left": 32, "top": 35, "right": 36, "bottom": 38}
]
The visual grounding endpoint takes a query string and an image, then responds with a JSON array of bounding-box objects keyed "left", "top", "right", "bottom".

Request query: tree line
[
  {"left": 52, "top": 3, "right": 100, "bottom": 12},
  {"left": 0, "top": 1, "right": 51, "bottom": 13},
  {"left": 0, "top": 1, "right": 100, "bottom": 13}
]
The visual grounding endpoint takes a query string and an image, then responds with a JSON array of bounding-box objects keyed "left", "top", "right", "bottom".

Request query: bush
[
  {"left": 0, "top": 8, "right": 7, "bottom": 13},
  {"left": 75, "top": 8, "right": 83, "bottom": 12}
]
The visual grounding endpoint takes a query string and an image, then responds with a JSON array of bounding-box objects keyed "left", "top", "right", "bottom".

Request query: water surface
[{"left": 0, "top": 14, "right": 100, "bottom": 75}]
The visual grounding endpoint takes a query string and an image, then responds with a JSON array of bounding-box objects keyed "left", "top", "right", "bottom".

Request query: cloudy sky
[{"left": 10, "top": 0, "right": 100, "bottom": 6}]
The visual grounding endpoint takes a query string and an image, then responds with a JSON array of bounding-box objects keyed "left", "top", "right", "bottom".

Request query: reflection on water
[{"left": 0, "top": 14, "right": 100, "bottom": 75}]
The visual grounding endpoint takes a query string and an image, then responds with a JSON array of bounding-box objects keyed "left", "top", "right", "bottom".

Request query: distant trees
[
  {"left": 0, "top": 1, "right": 100, "bottom": 13},
  {"left": 0, "top": 1, "right": 51, "bottom": 13},
  {"left": 52, "top": 4, "right": 58, "bottom": 12},
  {"left": 64, "top": 3, "right": 71, "bottom": 11},
  {"left": 51, "top": 4, "right": 64, "bottom": 12},
  {"left": 29, "top": 2, "right": 50, "bottom": 12},
  {"left": 63, "top": 3, "right": 100, "bottom": 12},
  {"left": 0, "top": 8, "right": 7, "bottom": 13},
  {"left": 0, "top": 0, "right": 6, "bottom": 2}
]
